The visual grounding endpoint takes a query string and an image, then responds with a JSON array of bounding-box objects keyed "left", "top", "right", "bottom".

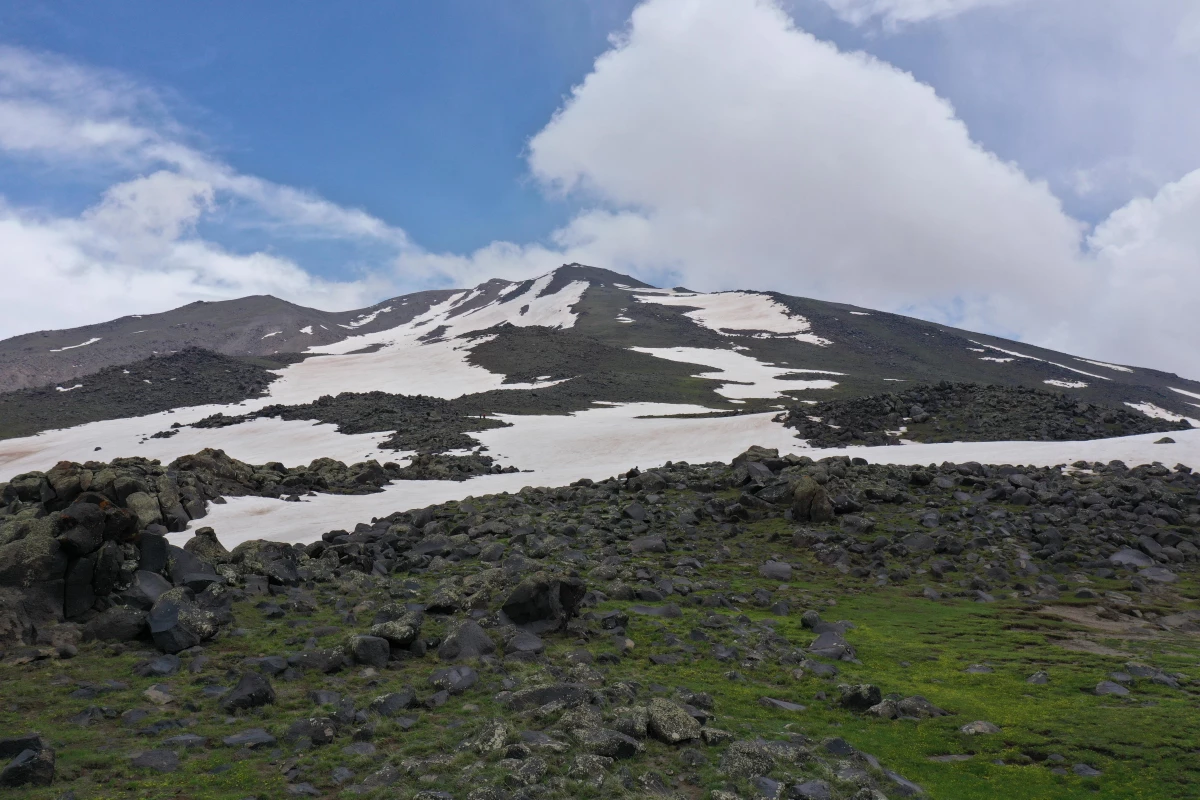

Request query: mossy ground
[{"left": 3, "top": 496, "right": 1199, "bottom": 799}]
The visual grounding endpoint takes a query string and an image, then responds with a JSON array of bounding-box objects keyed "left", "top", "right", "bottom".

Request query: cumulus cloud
[
  {"left": 421, "top": 0, "right": 1198, "bottom": 378},
  {"left": 0, "top": 46, "right": 407, "bottom": 339},
  {"left": 3, "top": 3, "right": 1198, "bottom": 381}
]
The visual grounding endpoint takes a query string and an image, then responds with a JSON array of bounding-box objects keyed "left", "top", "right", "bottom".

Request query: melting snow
[
  {"left": 849, "top": 311, "right": 870, "bottom": 316},
  {"left": 1170, "top": 387, "right": 1200, "bottom": 401},
  {"left": 968, "top": 340, "right": 1110, "bottom": 381},
  {"left": 170, "top": 417, "right": 1200, "bottom": 548},
  {"left": 55, "top": 384, "right": 83, "bottom": 392},
  {"left": 1044, "top": 379, "right": 1088, "bottom": 389},
  {"left": 261, "top": 331, "right": 281, "bottom": 339},
  {"left": 169, "top": 403, "right": 812, "bottom": 547},
  {"left": 1076, "top": 358, "right": 1133, "bottom": 373},
  {"left": 339, "top": 306, "right": 394, "bottom": 330},
  {"left": 299, "top": 326, "right": 313, "bottom": 335},
  {"left": 50, "top": 337, "right": 101, "bottom": 352},
  {"left": 633, "top": 291, "right": 831, "bottom": 346},
  {"left": 630, "top": 346, "right": 840, "bottom": 400},
  {"left": 980, "top": 357, "right": 1014, "bottom": 363},
  {"left": 247, "top": 275, "right": 586, "bottom": 405},
  {"left": 1126, "top": 402, "right": 1200, "bottom": 426}
]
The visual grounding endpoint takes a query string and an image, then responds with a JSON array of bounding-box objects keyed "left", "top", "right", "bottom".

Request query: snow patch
[
  {"left": 630, "top": 346, "right": 840, "bottom": 400},
  {"left": 261, "top": 331, "right": 281, "bottom": 339},
  {"left": 633, "top": 291, "right": 831, "bottom": 345},
  {"left": 299, "top": 326, "right": 313, "bottom": 335},
  {"left": 968, "top": 340, "right": 1110, "bottom": 381},
  {"left": 339, "top": 306, "right": 394, "bottom": 330},
  {"left": 50, "top": 337, "right": 101, "bottom": 352},
  {"left": 849, "top": 311, "right": 870, "bottom": 316},
  {"left": 1169, "top": 387, "right": 1200, "bottom": 401},
  {"left": 980, "top": 357, "right": 1014, "bottom": 363},
  {"left": 1076, "top": 358, "right": 1133, "bottom": 373},
  {"left": 1125, "top": 402, "right": 1200, "bottom": 426},
  {"left": 1044, "top": 379, "right": 1088, "bottom": 389},
  {"left": 55, "top": 384, "right": 83, "bottom": 392}
]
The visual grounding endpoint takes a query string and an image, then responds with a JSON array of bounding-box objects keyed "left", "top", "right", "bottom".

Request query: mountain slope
[
  {"left": 0, "top": 289, "right": 459, "bottom": 392},
  {"left": 5, "top": 263, "right": 1197, "bottom": 416},
  {"left": 1, "top": 263, "right": 1197, "bottom": 497}
]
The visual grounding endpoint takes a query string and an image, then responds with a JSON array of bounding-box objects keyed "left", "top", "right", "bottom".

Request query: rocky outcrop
[{"left": 783, "top": 381, "right": 1191, "bottom": 447}]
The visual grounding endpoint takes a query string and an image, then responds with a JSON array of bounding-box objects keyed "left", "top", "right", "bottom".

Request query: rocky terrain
[
  {"left": 0, "top": 348, "right": 307, "bottom": 441},
  {"left": 782, "top": 383, "right": 1192, "bottom": 448},
  {"left": 192, "top": 392, "right": 515, "bottom": 455},
  {"left": 0, "top": 292, "right": 459, "bottom": 393},
  {"left": 2, "top": 446, "right": 1199, "bottom": 798}
]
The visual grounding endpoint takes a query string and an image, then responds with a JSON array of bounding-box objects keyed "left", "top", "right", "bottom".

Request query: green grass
[{"left": 4, "top": 501, "right": 1200, "bottom": 799}]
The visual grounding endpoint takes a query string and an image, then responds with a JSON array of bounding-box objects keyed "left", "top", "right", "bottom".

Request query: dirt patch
[
  {"left": 1049, "top": 637, "right": 1136, "bottom": 658},
  {"left": 1040, "top": 605, "right": 1155, "bottom": 635}
]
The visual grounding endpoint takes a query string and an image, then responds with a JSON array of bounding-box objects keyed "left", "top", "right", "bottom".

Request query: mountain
[
  {"left": 0, "top": 289, "right": 459, "bottom": 392},
  {"left": 2, "top": 265, "right": 1200, "bottom": 799},
  {"left": 2, "top": 263, "right": 1198, "bottom": 426}
]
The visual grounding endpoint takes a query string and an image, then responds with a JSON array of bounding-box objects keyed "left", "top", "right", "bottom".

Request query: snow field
[
  {"left": 630, "top": 346, "right": 840, "bottom": 399},
  {"left": 632, "top": 290, "right": 832, "bottom": 346},
  {"left": 179, "top": 408, "right": 1200, "bottom": 548}
]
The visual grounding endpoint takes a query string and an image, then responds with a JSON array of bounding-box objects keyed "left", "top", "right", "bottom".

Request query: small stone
[
  {"left": 959, "top": 720, "right": 1001, "bottom": 735},
  {"left": 222, "top": 728, "right": 276, "bottom": 748},
  {"left": 1095, "top": 681, "right": 1129, "bottom": 696}
]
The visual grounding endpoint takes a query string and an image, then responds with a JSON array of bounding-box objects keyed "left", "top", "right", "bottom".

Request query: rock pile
[
  {"left": 782, "top": 382, "right": 1190, "bottom": 447},
  {"left": 192, "top": 390, "right": 513, "bottom": 454},
  {"left": 0, "top": 448, "right": 520, "bottom": 648}
]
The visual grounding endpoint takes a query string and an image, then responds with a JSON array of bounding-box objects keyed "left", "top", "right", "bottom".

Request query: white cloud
[
  {"left": 422, "top": 0, "right": 1198, "bottom": 379},
  {"left": 817, "top": 0, "right": 1026, "bottom": 26},
  {"left": 0, "top": 46, "right": 409, "bottom": 338}
]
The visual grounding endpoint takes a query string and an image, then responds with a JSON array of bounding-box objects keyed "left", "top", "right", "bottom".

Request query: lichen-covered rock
[
  {"left": 369, "top": 611, "right": 424, "bottom": 648},
  {"left": 647, "top": 698, "right": 701, "bottom": 744},
  {"left": 719, "top": 740, "right": 775, "bottom": 778},
  {"left": 792, "top": 477, "right": 834, "bottom": 523}
]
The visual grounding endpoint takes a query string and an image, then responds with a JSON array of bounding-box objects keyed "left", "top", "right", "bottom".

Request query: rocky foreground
[{"left": 1, "top": 446, "right": 1199, "bottom": 798}]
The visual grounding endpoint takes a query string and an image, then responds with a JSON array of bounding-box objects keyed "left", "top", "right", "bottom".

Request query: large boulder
[
  {"left": 369, "top": 611, "right": 424, "bottom": 648},
  {"left": 221, "top": 671, "right": 276, "bottom": 712},
  {"left": 148, "top": 588, "right": 220, "bottom": 653},
  {"left": 183, "top": 527, "right": 230, "bottom": 562},
  {"left": 124, "top": 492, "right": 163, "bottom": 529},
  {"left": 437, "top": 620, "right": 495, "bottom": 661},
  {"left": 63, "top": 556, "right": 96, "bottom": 619},
  {"left": 346, "top": 635, "right": 390, "bottom": 667},
  {"left": 0, "top": 734, "right": 54, "bottom": 788},
  {"left": 83, "top": 606, "right": 148, "bottom": 642},
  {"left": 56, "top": 503, "right": 105, "bottom": 557},
  {"left": 120, "top": 571, "right": 173, "bottom": 610},
  {"left": 792, "top": 477, "right": 834, "bottom": 523},
  {"left": 501, "top": 572, "right": 587, "bottom": 633},
  {"left": 647, "top": 698, "right": 701, "bottom": 744},
  {"left": 230, "top": 540, "right": 300, "bottom": 586},
  {"left": 0, "top": 529, "right": 68, "bottom": 588}
]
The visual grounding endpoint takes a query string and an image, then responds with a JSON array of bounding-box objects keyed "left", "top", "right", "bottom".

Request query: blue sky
[
  {"left": 0, "top": 1, "right": 639, "bottom": 259},
  {"left": 0, "top": 0, "right": 1198, "bottom": 377}
]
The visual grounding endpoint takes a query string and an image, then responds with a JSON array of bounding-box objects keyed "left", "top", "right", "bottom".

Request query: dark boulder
[
  {"left": 83, "top": 606, "right": 148, "bottom": 643},
  {"left": 501, "top": 572, "right": 586, "bottom": 633},
  {"left": 221, "top": 671, "right": 276, "bottom": 711},
  {"left": 437, "top": 620, "right": 495, "bottom": 661}
]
